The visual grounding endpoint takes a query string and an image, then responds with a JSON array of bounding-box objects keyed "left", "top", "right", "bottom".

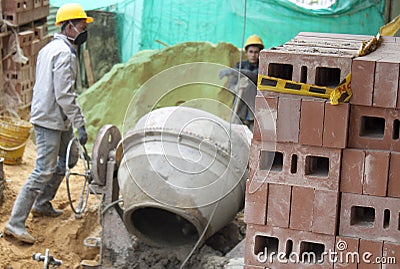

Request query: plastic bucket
[{"left": 0, "top": 117, "right": 32, "bottom": 165}]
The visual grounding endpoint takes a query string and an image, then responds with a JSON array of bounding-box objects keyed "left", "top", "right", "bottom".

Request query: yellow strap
[
  {"left": 329, "top": 73, "right": 352, "bottom": 105},
  {"left": 258, "top": 73, "right": 352, "bottom": 105},
  {"left": 380, "top": 14, "right": 400, "bottom": 37}
]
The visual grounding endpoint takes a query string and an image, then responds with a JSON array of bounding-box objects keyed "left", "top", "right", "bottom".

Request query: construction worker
[
  {"left": 219, "top": 34, "right": 264, "bottom": 131},
  {"left": 4, "top": 3, "right": 93, "bottom": 244}
]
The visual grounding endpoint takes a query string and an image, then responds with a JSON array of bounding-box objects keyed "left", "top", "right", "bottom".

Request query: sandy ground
[
  {"left": 0, "top": 139, "right": 245, "bottom": 269},
  {"left": 0, "top": 139, "right": 101, "bottom": 269}
]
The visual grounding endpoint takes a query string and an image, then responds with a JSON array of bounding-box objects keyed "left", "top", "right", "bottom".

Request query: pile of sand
[{"left": 78, "top": 42, "right": 241, "bottom": 150}]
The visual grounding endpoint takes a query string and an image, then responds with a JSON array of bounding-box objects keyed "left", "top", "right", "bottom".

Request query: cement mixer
[{"left": 82, "top": 106, "right": 251, "bottom": 268}]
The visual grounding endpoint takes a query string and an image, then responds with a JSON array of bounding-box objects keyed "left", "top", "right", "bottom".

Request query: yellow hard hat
[
  {"left": 244, "top": 34, "right": 264, "bottom": 50},
  {"left": 55, "top": 3, "right": 93, "bottom": 26}
]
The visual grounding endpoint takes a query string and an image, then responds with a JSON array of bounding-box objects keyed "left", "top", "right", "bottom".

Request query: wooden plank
[{"left": 83, "top": 49, "right": 94, "bottom": 87}]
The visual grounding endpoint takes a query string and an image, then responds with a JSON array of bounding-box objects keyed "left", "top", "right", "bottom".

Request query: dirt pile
[{"left": 78, "top": 42, "right": 241, "bottom": 150}]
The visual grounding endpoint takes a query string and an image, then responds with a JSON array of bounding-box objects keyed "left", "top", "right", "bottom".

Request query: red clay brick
[
  {"left": 33, "top": 0, "right": 42, "bottom": 8},
  {"left": 17, "top": 30, "right": 34, "bottom": 47},
  {"left": 323, "top": 102, "right": 349, "bottom": 148},
  {"left": 287, "top": 35, "right": 361, "bottom": 53},
  {"left": 382, "top": 241, "right": 400, "bottom": 269},
  {"left": 3, "top": 10, "right": 34, "bottom": 26},
  {"left": 334, "top": 236, "right": 359, "bottom": 269},
  {"left": 259, "top": 49, "right": 352, "bottom": 86},
  {"left": 290, "top": 186, "right": 314, "bottom": 232},
  {"left": 245, "top": 224, "right": 335, "bottom": 268},
  {"left": 312, "top": 190, "right": 339, "bottom": 235},
  {"left": 363, "top": 150, "right": 389, "bottom": 197},
  {"left": 297, "top": 32, "right": 372, "bottom": 41},
  {"left": 340, "top": 149, "right": 364, "bottom": 194},
  {"left": 2, "top": 0, "right": 34, "bottom": 12},
  {"left": 253, "top": 94, "right": 278, "bottom": 142},
  {"left": 277, "top": 97, "right": 301, "bottom": 143},
  {"left": 34, "top": 23, "right": 48, "bottom": 40},
  {"left": 299, "top": 99, "right": 325, "bottom": 146},
  {"left": 339, "top": 192, "right": 400, "bottom": 243},
  {"left": 267, "top": 183, "right": 291, "bottom": 228},
  {"left": 252, "top": 140, "right": 341, "bottom": 191},
  {"left": 348, "top": 105, "right": 400, "bottom": 151},
  {"left": 373, "top": 60, "right": 399, "bottom": 108},
  {"left": 249, "top": 138, "right": 261, "bottom": 179},
  {"left": 351, "top": 56, "right": 378, "bottom": 106},
  {"left": 244, "top": 179, "right": 268, "bottom": 225},
  {"left": 359, "top": 239, "right": 383, "bottom": 269},
  {"left": 388, "top": 152, "right": 400, "bottom": 198},
  {"left": 33, "top": 5, "right": 49, "bottom": 21}
]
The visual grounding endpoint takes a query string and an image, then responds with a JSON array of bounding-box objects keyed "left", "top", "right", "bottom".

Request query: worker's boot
[
  {"left": 4, "top": 185, "right": 38, "bottom": 244},
  {"left": 32, "top": 173, "right": 64, "bottom": 218}
]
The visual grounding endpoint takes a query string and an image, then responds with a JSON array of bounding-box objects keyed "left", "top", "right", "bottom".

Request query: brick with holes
[
  {"left": 3, "top": 10, "right": 34, "bottom": 26},
  {"left": 348, "top": 104, "right": 400, "bottom": 152},
  {"left": 259, "top": 49, "right": 352, "bottom": 86},
  {"left": 251, "top": 140, "right": 342, "bottom": 191},
  {"left": 339, "top": 192, "right": 400, "bottom": 243},
  {"left": 245, "top": 224, "right": 335, "bottom": 268},
  {"left": 2, "top": 0, "right": 34, "bottom": 12}
]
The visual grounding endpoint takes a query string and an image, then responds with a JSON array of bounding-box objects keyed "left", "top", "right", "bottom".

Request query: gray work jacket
[{"left": 30, "top": 33, "right": 85, "bottom": 131}]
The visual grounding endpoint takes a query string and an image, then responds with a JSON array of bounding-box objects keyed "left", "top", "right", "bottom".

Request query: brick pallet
[{"left": 244, "top": 33, "right": 400, "bottom": 268}]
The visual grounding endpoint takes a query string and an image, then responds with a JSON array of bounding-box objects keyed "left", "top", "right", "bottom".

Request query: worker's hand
[
  {"left": 219, "top": 68, "right": 234, "bottom": 79},
  {"left": 78, "top": 126, "right": 88, "bottom": 146}
]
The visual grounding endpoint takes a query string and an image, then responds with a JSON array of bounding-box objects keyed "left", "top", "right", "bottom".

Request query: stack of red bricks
[
  {"left": 0, "top": 0, "right": 51, "bottom": 115},
  {"left": 244, "top": 32, "right": 400, "bottom": 269}
]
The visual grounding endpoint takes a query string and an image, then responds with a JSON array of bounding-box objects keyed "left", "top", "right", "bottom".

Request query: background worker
[
  {"left": 219, "top": 34, "right": 264, "bottom": 131},
  {"left": 4, "top": 3, "right": 92, "bottom": 244}
]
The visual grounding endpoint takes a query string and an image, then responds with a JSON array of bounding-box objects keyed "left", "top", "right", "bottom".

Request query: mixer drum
[{"left": 118, "top": 106, "right": 251, "bottom": 247}]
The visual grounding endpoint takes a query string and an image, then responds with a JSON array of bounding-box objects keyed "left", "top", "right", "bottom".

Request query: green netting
[{"left": 50, "top": 0, "right": 385, "bottom": 63}]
